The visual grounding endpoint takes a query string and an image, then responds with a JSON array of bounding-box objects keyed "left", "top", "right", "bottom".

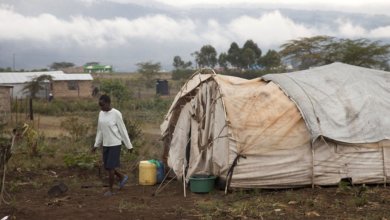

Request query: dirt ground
[
  {"left": 2, "top": 167, "right": 390, "bottom": 220},
  {"left": 2, "top": 115, "right": 390, "bottom": 219}
]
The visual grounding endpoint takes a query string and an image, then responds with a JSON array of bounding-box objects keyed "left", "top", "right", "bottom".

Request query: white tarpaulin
[{"left": 262, "top": 62, "right": 390, "bottom": 143}]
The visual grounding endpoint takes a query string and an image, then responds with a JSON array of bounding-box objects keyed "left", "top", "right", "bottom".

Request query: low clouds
[
  {"left": 336, "top": 19, "right": 367, "bottom": 38},
  {"left": 1, "top": 3, "right": 390, "bottom": 70},
  {"left": 228, "top": 11, "right": 317, "bottom": 48},
  {"left": 0, "top": 6, "right": 197, "bottom": 48},
  {"left": 0, "top": 5, "right": 369, "bottom": 49}
]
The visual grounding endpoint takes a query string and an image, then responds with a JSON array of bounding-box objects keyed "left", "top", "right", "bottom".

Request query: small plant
[
  {"left": 173, "top": 205, "right": 186, "bottom": 217},
  {"left": 354, "top": 196, "right": 368, "bottom": 207},
  {"left": 99, "top": 79, "right": 133, "bottom": 105},
  {"left": 124, "top": 119, "right": 143, "bottom": 141},
  {"left": 61, "top": 117, "right": 90, "bottom": 142},
  {"left": 118, "top": 199, "right": 131, "bottom": 213},
  {"left": 63, "top": 152, "right": 97, "bottom": 169},
  {"left": 337, "top": 179, "right": 352, "bottom": 193},
  {"left": 12, "top": 122, "right": 41, "bottom": 157}
]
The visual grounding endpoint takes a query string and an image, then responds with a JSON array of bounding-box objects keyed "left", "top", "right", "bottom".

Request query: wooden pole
[
  {"left": 382, "top": 142, "right": 387, "bottom": 187},
  {"left": 29, "top": 97, "right": 33, "bottom": 121},
  {"left": 183, "top": 164, "right": 186, "bottom": 198}
]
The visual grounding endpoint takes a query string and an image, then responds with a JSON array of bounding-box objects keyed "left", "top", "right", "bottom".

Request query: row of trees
[
  {"left": 173, "top": 35, "right": 390, "bottom": 74},
  {"left": 189, "top": 40, "right": 282, "bottom": 71}
]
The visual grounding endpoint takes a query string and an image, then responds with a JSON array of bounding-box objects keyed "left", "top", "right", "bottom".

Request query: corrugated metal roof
[
  {"left": 0, "top": 71, "right": 92, "bottom": 83},
  {"left": 52, "top": 74, "right": 93, "bottom": 81}
]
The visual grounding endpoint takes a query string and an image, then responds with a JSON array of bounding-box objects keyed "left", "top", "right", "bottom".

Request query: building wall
[
  {"left": 52, "top": 80, "right": 92, "bottom": 98},
  {"left": 7, "top": 84, "right": 25, "bottom": 98},
  {"left": 0, "top": 87, "right": 11, "bottom": 123}
]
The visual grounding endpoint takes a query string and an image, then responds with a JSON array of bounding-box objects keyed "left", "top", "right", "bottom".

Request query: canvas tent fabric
[
  {"left": 161, "top": 64, "right": 390, "bottom": 188},
  {"left": 262, "top": 62, "right": 390, "bottom": 144}
]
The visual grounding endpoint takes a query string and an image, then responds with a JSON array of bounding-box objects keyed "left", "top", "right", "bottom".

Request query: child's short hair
[{"left": 99, "top": 94, "right": 111, "bottom": 104}]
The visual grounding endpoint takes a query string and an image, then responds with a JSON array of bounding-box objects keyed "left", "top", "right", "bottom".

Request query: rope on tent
[
  {"left": 281, "top": 74, "right": 324, "bottom": 143},
  {"left": 151, "top": 168, "right": 177, "bottom": 196},
  {"left": 224, "top": 153, "right": 246, "bottom": 195}
]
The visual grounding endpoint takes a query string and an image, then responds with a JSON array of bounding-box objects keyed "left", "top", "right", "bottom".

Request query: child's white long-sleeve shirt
[{"left": 94, "top": 108, "right": 133, "bottom": 149}]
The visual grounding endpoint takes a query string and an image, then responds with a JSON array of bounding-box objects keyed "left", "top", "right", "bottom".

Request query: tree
[
  {"left": 279, "top": 35, "right": 333, "bottom": 70},
  {"left": 172, "top": 56, "right": 192, "bottom": 70},
  {"left": 227, "top": 42, "right": 241, "bottom": 68},
  {"left": 241, "top": 48, "right": 256, "bottom": 69},
  {"left": 218, "top": 52, "right": 229, "bottom": 69},
  {"left": 329, "top": 38, "right": 390, "bottom": 69},
  {"left": 279, "top": 36, "right": 390, "bottom": 70},
  {"left": 259, "top": 50, "right": 282, "bottom": 70},
  {"left": 0, "top": 67, "right": 12, "bottom": 72},
  {"left": 22, "top": 74, "right": 53, "bottom": 120},
  {"left": 191, "top": 51, "right": 200, "bottom": 69},
  {"left": 173, "top": 56, "right": 184, "bottom": 69},
  {"left": 241, "top": 40, "right": 262, "bottom": 69},
  {"left": 23, "top": 74, "right": 53, "bottom": 99},
  {"left": 84, "top": 62, "right": 99, "bottom": 66},
  {"left": 136, "top": 61, "right": 161, "bottom": 88},
  {"left": 99, "top": 79, "right": 132, "bottom": 104},
  {"left": 172, "top": 56, "right": 193, "bottom": 80},
  {"left": 195, "top": 45, "right": 218, "bottom": 68},
  {"left": 31, "top": 68, "right": 49, "bottom": 72},
  {"left": 50, "top": 62, "right": 75, "bottom": 70}
]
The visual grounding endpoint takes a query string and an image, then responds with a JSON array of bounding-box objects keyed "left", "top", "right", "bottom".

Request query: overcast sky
[{"left": 0, "top": 0, "right": 390, "bottom": 71}]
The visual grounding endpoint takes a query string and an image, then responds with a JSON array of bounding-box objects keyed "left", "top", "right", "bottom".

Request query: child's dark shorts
[{"left": 103, "top": 145, "right": 121, "bottom": 169}]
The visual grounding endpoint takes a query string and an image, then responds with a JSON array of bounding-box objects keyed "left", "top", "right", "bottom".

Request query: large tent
[{"left": 161, "top": 62, "right": 390, "bottom": 188}]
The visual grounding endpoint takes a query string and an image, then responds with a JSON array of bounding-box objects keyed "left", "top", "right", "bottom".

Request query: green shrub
[
  {"left": 124, "top": 119, "right": 143, "bottom": 141},
  {"left": 12, "top": 99, "right": 98, "bottom": 116},
  {"left": 60, "top": 117, "right": 91, "bottom": 142},
  {"left": 172, "top": 69, "right": 193, "bottom": 80},
  {"left": 99, "top": 79, "right": 133, "bottom": 104},
  {"left": 63, "top": 152, "right": 97, "bottom": 169}
]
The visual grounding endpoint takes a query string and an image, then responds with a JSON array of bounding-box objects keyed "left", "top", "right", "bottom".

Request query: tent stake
[
  {"left": 152, "top": 168, "right": 173, "bottom": 196},
  {"left": 382, "top": 143, "right": 387, "bottom": 187},
  {"left": 311, "top": 141, "right": 315, "bottom": 189}
]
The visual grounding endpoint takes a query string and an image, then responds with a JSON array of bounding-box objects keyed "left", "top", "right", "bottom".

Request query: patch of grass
[
  {"left": 31, "top": 180, "right": 44, "bottom": 189},
  {"left": 63, "top": 152, "right": 98, "bottom": 170},
  {"left": 332, "top": 199, "right": 343, "bottom": 209},
  {"left": 337, "top": 180, "right": 352, "bottom": 193},
  {"left": 60, "top": 117, "right": 91, "bottom": 142},
  {"left": 196, "top": 200, "right": 220, "bottom": 213},
  {"left": 353, "top": 196, "right": 368, "bottom": 207},
  {"left": 196, "top": 200, "right": 228, "bottom": 218},
  {"left": 229, "top": 200, "right": 266, "bottom": 219},
  {"left": 8, "top": 181, "right": 21, "bottom": 193},
  {"left": 173, "top": 205, "right": 186, "bottom": 217},
  {"left": 118, "top": 199, "right": 133, "bottom": 213}
]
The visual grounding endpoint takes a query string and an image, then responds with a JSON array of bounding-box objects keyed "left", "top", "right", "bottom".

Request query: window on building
[{"left": 67, "top": 81, "right": 78, "bottom": 90}]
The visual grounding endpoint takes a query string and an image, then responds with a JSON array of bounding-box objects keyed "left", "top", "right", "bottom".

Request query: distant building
[
  {"left": 0, "top": 71, "right": 93, "bottom": 99},
  {"left": 84, "top": 64, "right": 113, "bottom": 73},
  {"left": 61, "top": 66, "right": 84, "bottom": 73}
]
